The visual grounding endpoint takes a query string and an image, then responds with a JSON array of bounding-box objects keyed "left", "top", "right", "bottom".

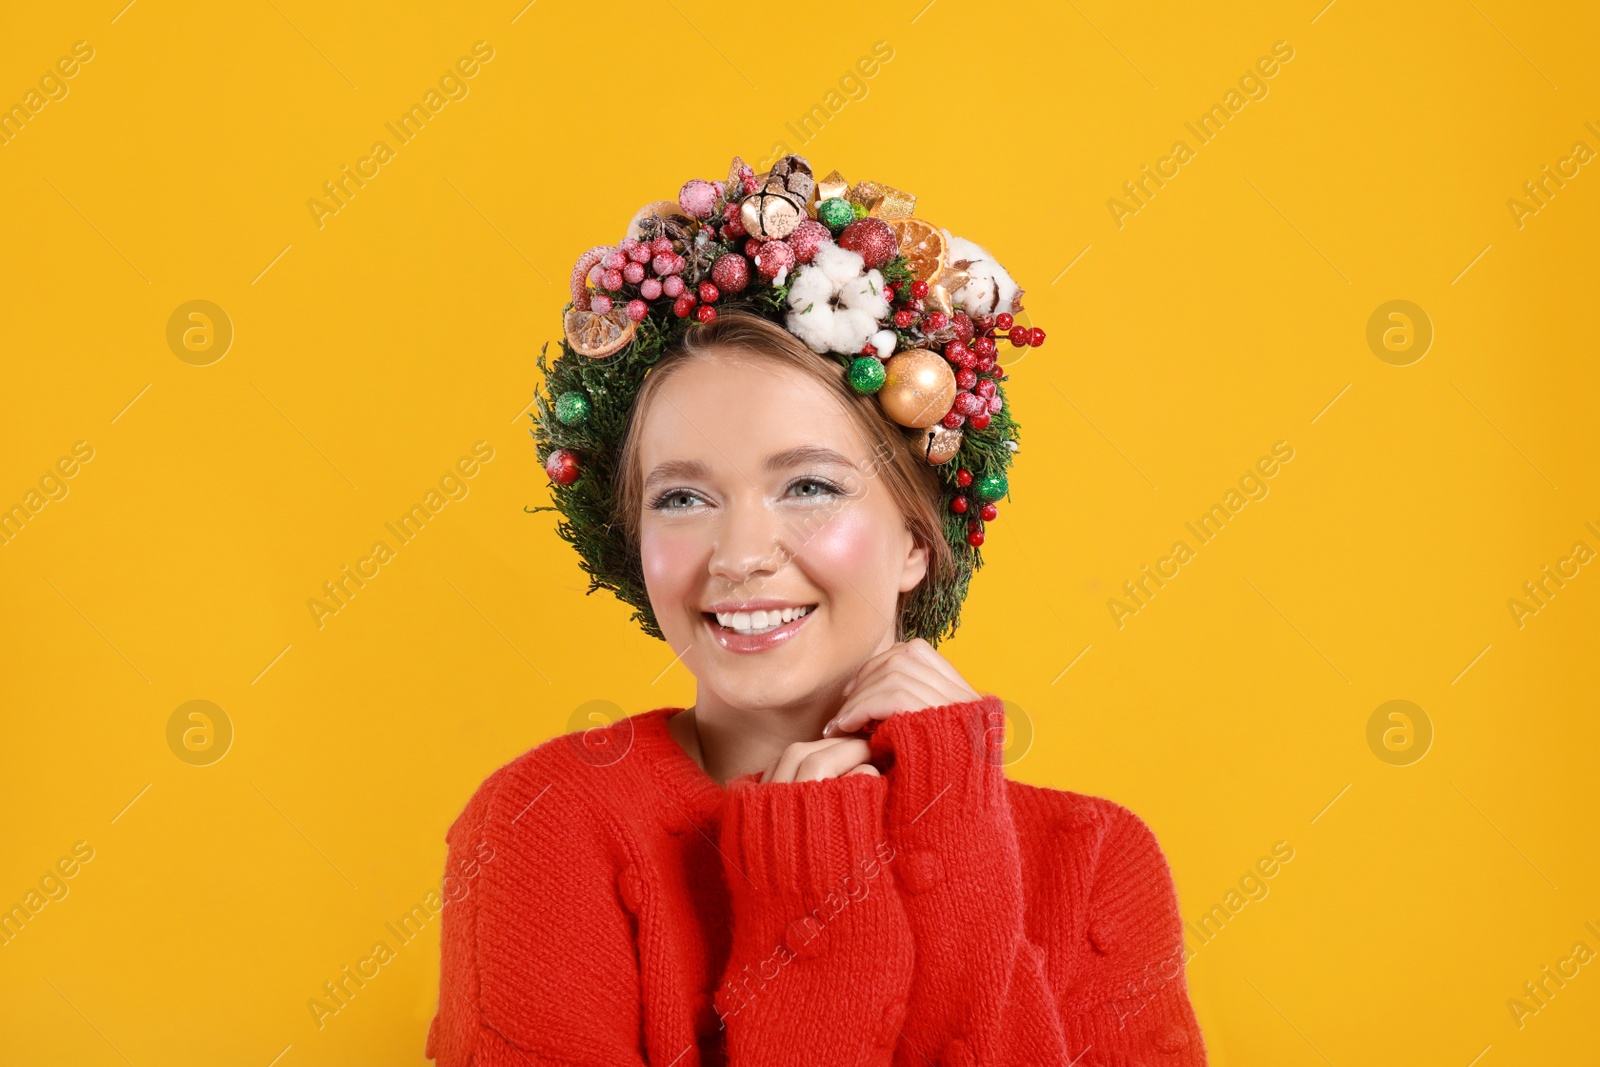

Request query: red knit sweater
[{"left": 425, "top": 694, "right": 1206, "bottom": 1067}]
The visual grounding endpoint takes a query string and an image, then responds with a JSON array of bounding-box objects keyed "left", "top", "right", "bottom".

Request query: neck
[
  {"left": 689, "top": 685, "right": 840, "bottom": 785},
  {"left": 679, "top": 631, "right": 897, "bottom": 785}
]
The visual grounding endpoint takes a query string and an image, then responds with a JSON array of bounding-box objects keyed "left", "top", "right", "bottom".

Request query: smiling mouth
[{"left": 703, "top": 604, "right": 816, "bottom": 636}]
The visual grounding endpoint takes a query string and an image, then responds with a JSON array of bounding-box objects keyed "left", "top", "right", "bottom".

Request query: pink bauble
[
  {"left": 626, "top": 299, "right": 649, "bottom": 322},
  {"left": 786, "top": 219, "right": 830, "bottom": 264},
  {"left": 711, "top": 253, "right": 751, "bottom": 294},
  {"left": 640, "top": 277, "right": 662, "bottom": 300},
  {"left": 837, "top": 217, "right": 899, "bottom": 269},
  {"left": 678, "top": 178, "right": 720, "bottom": 220},
  {"left": 662, "top": 275, "right": 685, "bottom": 298},
  {"left": 652, "top": 253, "right": 678, "bottom": 276},
  {"left": 623, "top": 262, "right": 645, "bottom": 284},
  {"left": 591, "top": 294, "right": 613, "bottom": 314},
  {"left": 754, "top": 240, "right": 795, "bottom": 279}
]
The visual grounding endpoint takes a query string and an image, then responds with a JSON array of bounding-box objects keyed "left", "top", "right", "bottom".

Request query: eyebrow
[{"left": 643, "top": 445, "right": 855, "bottom": 490}]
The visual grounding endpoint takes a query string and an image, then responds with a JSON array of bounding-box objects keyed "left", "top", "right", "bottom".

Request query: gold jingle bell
[
  {"left": 740, "top": 183, "right": 803, "bottom": 240},
  {"left": 878, "top": 349, "right": 956, "bottom": 429},
  {"left": 920, "top": 425, "right": 963, "bottom": 465}
]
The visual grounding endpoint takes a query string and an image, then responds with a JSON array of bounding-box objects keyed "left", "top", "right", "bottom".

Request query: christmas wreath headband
[{"left": 528, "top": 153, "right": 1046, "bottom": 645}]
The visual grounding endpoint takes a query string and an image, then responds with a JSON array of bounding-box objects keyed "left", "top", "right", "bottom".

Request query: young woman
[{"left": 426, "top": 158, "right": 1206, "bottom": 1067}]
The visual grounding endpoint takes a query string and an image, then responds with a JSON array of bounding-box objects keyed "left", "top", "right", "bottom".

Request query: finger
[
  {"left": 902, "top": 638, "right": 980, "bottom": 698},
  {"left": 790, "top": 738, "right": 871, "bottom": 782},
  {"left": 844, "top": 763, "right": 881, "bottom": 777},
  {"left": 841, "top": 641, "right": 912, "bottom": 700},
  {"left": 829, "top": 674, "right": 949, "bottom": 736},
  {"left": 768, "top": 738, "right": 853, "bottom": 783}
]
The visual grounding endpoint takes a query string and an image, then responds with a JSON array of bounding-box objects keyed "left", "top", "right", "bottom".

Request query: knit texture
[{"left": 425, "top": 695, "right": 1207, "bottom": 1066}]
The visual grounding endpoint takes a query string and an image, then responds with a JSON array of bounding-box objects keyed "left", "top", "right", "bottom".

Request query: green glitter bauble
[
  {"left": 847, "top": 356, "right": 886, "bottom": 394},
  {"left": 975, "top": 472, "right": 1008, "bottom": 503},
  {"left": 555, "top": 390, "right": 591, "bottom": 425},
  {"left": 851, "top": 201, "right": 870, "bottom": 219},
  {"left": 817, "top": 198, "right": 855, "bottom": 233}
]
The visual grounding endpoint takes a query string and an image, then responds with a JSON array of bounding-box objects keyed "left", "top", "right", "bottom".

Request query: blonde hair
[{"left": 614, "top": 311, "right": 953, "bottom": 640}]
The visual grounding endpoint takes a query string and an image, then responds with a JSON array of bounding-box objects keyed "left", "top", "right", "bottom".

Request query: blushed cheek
[
  {"left": 797, "top": 508, "right": 886, "bottom": 580},
  {"left": 641, "top": 525, "right": 705, "bottom": 605}
]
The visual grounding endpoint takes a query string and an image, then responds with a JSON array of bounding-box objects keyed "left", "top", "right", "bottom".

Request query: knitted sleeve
[
  {"left": 425, "top": 759, "right": 650, "bottom": 1067},
  {"left": 713, "top": 769, "right": 917, "bottom": 1066},
  {"left": 867, "top": 693, "right": 1073, "bottom": 1066}
]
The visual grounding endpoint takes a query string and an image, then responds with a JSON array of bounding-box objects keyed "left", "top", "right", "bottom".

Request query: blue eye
[
  {"left": 790, "top": 477, "right": 844, "bottom": 499},
  {"left": 649, "top": 489, "right": 705, "bottom": 511}
]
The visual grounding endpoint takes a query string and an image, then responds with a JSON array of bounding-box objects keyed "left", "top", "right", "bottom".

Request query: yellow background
[{"left": 2, "top": 0, "right": 1596, "bottom": 1063}]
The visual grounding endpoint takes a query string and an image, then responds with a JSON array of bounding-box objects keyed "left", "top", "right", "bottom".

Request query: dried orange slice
[
  {"left": 564, "top": 305, "right": 636, "bottom": 358},
  {"left": 886, "top": 217, "right": 947, "bottom": 282}
]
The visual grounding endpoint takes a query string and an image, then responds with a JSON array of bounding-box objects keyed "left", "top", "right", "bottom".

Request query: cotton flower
[
  {"left": 784, "top": 244, "right": 891, "bottom": 355},
  {"left": 943, "top": 232, "right": 1024, "bottom": 318}
]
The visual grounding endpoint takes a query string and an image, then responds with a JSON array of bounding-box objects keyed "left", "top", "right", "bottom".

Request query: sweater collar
[{"left": 630, "top": 706, "right": 731, "bottom": 826}]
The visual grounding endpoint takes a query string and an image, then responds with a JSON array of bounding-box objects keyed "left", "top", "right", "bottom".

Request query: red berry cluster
[
  {"left": 591, "top": 235, "right": 689, "bottom": 323},
  {"left": 948, "top": 467, "right": 999, "bottom": 546}
]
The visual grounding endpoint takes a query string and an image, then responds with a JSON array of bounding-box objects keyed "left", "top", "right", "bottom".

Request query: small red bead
[
  {"left": 695, "top": 305, "right": 717, "bottom": 323},
  {"left": 942, "top": 409, "right": 964, "bottom": 428},
  {"left": 1028, "top": 327, "right": 1046, "bottom": 347},
  {"left": 967, "top": 529, "right": 985, "bottom": 547},
  {"left": 996, "top": 313, "right": 1014, "bottom": 330},
  {"left": 861, "top": 343, "right": 878, "bottom": 358},
  {"left": 980, "top": 503, "right": 998, "bottom": 521},
  {"left": 975, "top": 315, "right": 995, "bottom": 332},
  {"left": 956, "top": 368, "right": 977, "bottom": 390},
  {"left": 744, "top": 238, "right": 764, "bottom": 258},
  {"left": 894, "top": 310, "right": 915, "bottom": 329},
  {"left": 925, "top": 311, "right": 949, "bottom": 331},
  {"left": 950, "top": 496, "right": 969, "bottom": 514},
  {"left": 911, "top": 280, "right": 929, "bottom": 300},
  {"left": 956, "top": 468, "right": 973, "bottom": 487},
  {"left": 1009, "top": 326, "right": 1030, "bottom": 347},
  {"left": 673, "top": 295, "right": 697, "bottom": 317},
  {"left": 651, "top": 236, "right": 673, "bottom": 255},
  {"left": 698, "top": 281, "right": 720, "bottom": 303},
  {"left": 944, "top": 341, "right": 970, "bottom": 364},
  {"left": 973, "top": 336, "right": 997, "bottom": 358},
  {"left": 968, "top": 412, "right": 991, "bottom": 430}
]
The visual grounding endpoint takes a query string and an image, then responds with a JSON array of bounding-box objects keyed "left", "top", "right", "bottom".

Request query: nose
[{"left": 706, "top": 492, "right": 794, "bottom": 589}]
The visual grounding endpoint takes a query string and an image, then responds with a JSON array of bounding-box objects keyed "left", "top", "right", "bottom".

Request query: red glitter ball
[
  {"left": 950, "top": 496, "right": 969, "bottom": 514},
  {"left": 711, "top": 254, "right": 750, "bottom": 294},
  {"left": 786, "top": 219, "right": 830, "bottom": 264},
  {"left": 956, "top": 468, "right": 973, "bottom": 487},
  {"left": 754, "top": 240, "right": 795, "bottom": 278},
  {"left": 968, "top": 412, "right": 992, "bottom": 430},
  {"left": 836, "top": 218, "right": 898, "bottom": 270},
  {"left": 545, "top": 449, "right": 580, "bottom": 486},
  {"left": 695, "top": 304, "right": 717, "bottom": 323}
]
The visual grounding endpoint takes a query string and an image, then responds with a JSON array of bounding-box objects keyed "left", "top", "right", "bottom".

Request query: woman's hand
[
  {"left": 759, "top": 737, "right": 879, "bottom": 782},
  {"left": 821, "top": 638, "right": 980, "bottom": 739}
]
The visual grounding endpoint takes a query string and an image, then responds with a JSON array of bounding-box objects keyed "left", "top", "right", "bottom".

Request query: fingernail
[{"left": 821, "top": 718, "right": 837, "bottom": 737}]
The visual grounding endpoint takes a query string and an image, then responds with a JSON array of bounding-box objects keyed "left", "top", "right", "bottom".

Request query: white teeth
[{"left": 714, "top": 605, "right": 813, "bottom": 634}]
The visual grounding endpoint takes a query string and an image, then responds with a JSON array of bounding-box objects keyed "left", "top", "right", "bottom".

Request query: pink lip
[{"left": 703, "top": 608, "right": 814, "bottom": 654}]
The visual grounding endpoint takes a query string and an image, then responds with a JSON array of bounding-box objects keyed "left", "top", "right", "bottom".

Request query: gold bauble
[
  {"left": 878, "top": 350, "right": 957, "bottom": 429},
  {"left": 921, "top": 425, "right": 964, "bottom": 465}
]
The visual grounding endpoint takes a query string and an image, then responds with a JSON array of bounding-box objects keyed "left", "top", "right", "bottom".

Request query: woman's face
[{"left": 634, "top": 351, "right": 929, "bottom": 712}]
